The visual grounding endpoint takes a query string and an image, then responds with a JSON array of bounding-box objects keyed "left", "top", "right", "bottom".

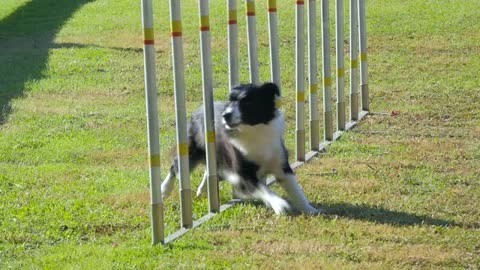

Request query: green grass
[{"left": 1, "top": 0, "right": 479, "bottom": 269}]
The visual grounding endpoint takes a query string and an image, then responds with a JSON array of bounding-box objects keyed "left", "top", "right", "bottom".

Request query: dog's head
[{"left": 222, "top": 82, "right": 281, "bottom": 130}]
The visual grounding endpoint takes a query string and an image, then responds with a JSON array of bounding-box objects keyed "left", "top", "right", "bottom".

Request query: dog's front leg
[
  {"left": 225, "top": 173, "right": 291, "bottom": 215},
  {"left": 252, "top": 183, "right": 292, "bottom": 215},
  {"left": 275, "top": 171, "right": 321, "bottom": 215}
]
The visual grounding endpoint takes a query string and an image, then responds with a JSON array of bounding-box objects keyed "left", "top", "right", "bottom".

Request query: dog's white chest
[{"left": 230, "top": 116, "right": 285, "bottom": 173}]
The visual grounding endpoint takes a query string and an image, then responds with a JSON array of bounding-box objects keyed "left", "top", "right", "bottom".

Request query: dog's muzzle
[
  {"left": 222, "top": 111, "right": 233, "bottom": 124},
  {"left": 222, "top": 110, "right": 239, "bottom": 130}
]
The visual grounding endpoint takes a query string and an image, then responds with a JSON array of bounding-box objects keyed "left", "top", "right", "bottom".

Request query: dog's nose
[{"left": 222, "top": 111, "right": 232, "bottom": 123}]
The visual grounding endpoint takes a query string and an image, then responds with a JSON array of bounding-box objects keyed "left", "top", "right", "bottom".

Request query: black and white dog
[{"left": 161, "top": 82, "right": 319, "bottom": 215}]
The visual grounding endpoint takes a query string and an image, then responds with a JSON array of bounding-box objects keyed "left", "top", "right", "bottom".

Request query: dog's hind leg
[
  {"left": 161, "top": 160, "right": 178, "bottom": 199},
  {"left": 196, "top": 171, "right": 208, "bottom": 197},
  {"left": 161, "top": 139, "right": 206, "bottom": 199}
]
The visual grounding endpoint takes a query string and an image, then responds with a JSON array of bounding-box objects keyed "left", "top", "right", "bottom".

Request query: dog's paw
[
  {"left": 302, "top": 205, "right": 323, "bottom": 216},
  {"left": 270, "top": 197, "right": 292, "bottom": 215}
]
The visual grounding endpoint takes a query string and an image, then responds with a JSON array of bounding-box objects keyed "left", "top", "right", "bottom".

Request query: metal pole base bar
[
  {"left": 310, "top": 120, "right": 320, "bottom": 152},
  {"left": 361, "top": 84, "right": 370, "bottom": 111},
  {"left": 324, "top": 111, "right": 333, "bottom": 142},
  {"left": 350, "top": 92, "right": 359, "bottom": 121},
  {"left": 337, "top": 101, "right": 346, "bottom": 131},
  {"left": 151, "top": 203, "right": 164, "bottom": 244},
  {"left": 296, "top": 129, "right": 306, "bottom": 162},
  {"left": 180, "top": 189, "right": 193, "bottom": 228}
]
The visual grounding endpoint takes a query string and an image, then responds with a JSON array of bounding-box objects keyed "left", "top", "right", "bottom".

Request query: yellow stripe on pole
[
  {"left": 150, "top": 154, "right": 161, "bottom": 167},
  {"left": 144, "top": 28, "right": 154, "bottom": 40},
  {"left": 171, "top": 20, "right": 182, "bottom": 35},
  {"left": 200, "top": 15, "right": 209, "bottom": 28},
  {"left": 229, "top": 10, "right": 237, "bottom": 21},
  {"left": 351, "top": 59, "right": 359, "bottom": 68},
  {"left": 246, "top": 1, "right": 255, "bottom": 15},
  {"left": 297, "top": 92, "right": 305, "bottom": 102},
  {"left": 268, "top": 0, "right": 277, "bottom": 11},
  {"left": 310, "top": 84, "right": 318, "bottom": 94},
  {"left": 206, "top": 131, "right": 215, "bottom": 143},
  {"left": 361, "top": 53, "right": 368, "bottom": 62},
  {"left": 178, "top": 143, "right": 189, "bottom": 156},
  {"left": 337, "top": 68, "right": 345, "bottom": 77},
  {"left": 324, "top": 77, "right": 332, "bottom": 88}
]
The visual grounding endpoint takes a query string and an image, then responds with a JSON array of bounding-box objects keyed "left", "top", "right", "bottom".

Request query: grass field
[{"left": 1, "top": 0, "right": 479, "bottom": 268}]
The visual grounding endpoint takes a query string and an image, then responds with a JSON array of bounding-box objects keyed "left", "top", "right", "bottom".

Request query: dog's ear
[{"left": 260, "top": 82, "right": 280, "bottom": 97}]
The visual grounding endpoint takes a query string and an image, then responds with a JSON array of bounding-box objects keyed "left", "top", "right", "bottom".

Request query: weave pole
[
  {"left": 141, "top": 0, "right": 164, "bottom": 245},
  {"left": 227, "top": 0, "right": 239, "bottom": 91},
  {"left": 169, "top": 0, "right": 192, "bottom": 229},
  {"left": 246, "top": 0, "right": 260, "bottom": 84},
  {"left": 295, "top": 0, "right": 305, "bottom": 162},
  {"left": 307, "top": 0, "right": 319, "bottom": 151},
  {"left": 349, "top": 0, "right": 359, "bottom": 121},
  {"left": 335, "top": 0, "right": 346, "bottom": 131},
  {"left": 198, "top": 0, "right": 220, "bottom": 213},
  {"left": 321, "top": 0, "right": 333, "bottom": 141},
  {"left": 358, "top": 0, "right": 369, "bottom": 111},
  {"left": 268, "top": 0, "right": 281, "bottom": 89}
]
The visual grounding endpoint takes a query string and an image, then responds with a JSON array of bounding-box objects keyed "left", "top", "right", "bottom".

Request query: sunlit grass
[{"left": 1, "top": 0, "right": 479, "bottom": 268}]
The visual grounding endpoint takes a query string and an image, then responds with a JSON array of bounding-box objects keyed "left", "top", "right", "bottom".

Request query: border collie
[{"left": 161, "top": 82, "right": 319, "bottom": 215}]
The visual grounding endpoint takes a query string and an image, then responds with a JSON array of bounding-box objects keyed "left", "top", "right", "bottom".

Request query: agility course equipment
[
  {"left": 141, "top": 0, "right": 370, "bottom": 245},
  {"left": 141, "top": 0, "right": 163, "bottom": 244}
]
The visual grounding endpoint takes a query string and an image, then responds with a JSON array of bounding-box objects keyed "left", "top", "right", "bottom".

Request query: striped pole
[
  {"left": 198, "top": 0, "right": 220, "bottom": 213},
  {"left": 295, "top": 0, "right": 305, "bottom": 161},
  {"left": 246, "top": 0, "right": 260, "bottom": 84},
  {"left": 350, "top": 0, "right": 359, "bottom": 121},
  {"left": 268, "top": 0, "right": 281, "bottom": 90},
  {"left": 321, "top": 0, "right": 333, "bottom": 141},
  {"left": 358, "top": 0, "right": 369, "bottom": 111},
  {"left": 307, "top": 0, "right": 319, "bottom": 151},
  {"left": 335, "top": 0, "right": 346, "bottom": 130},
  {"left": 141, "top": 0, "right": 164, "bottom": 245},
  {"left": 169, "top": 0, "right": 192, "bottom": 229},
  {"left": 227, "top": 0, "right": 239, "bottom": 91}
]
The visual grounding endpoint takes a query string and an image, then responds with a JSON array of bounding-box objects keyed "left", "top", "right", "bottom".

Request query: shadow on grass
[
  {"left": 0, "top": 0, "right": 93, "bottom": 125},
  {"left": 226, "top": 200, "right": 478, "bottom": 228},
  {"left": 316, "top": 202, "right": 479, "bottom": 229},
  {"left": 52, "top": 42, "right": 144, "bottom": 53}
]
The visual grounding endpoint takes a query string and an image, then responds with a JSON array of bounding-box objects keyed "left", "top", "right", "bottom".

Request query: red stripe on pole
[
  {"left": 228, "top": 20, "right": 237, "bottom": 24},
  {"left": 200, "top": 26, "right": 210, "bottom": 31},
  {"left": 247, "top": 12, "right": 255, "bottom": 16},
  {"left": 171, "top": 32, "right": 182, "bottom": 37},
  {"left": 296, "top": 0, "right": 304, "bottom": 5},
  {"left": 144, "top": 40, "right": 154, "bottom": 45},
  {"left": 268, "top": 8, "right": 277, "bottom": 12}
]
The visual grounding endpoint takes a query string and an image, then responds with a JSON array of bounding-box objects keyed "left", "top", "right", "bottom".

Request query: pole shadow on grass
[
  {"left": 0, "top": 0, "right": 93, "bottom": 125},
  {"left": 315, "top": 202, "right": 479, "bottom": 229}
]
